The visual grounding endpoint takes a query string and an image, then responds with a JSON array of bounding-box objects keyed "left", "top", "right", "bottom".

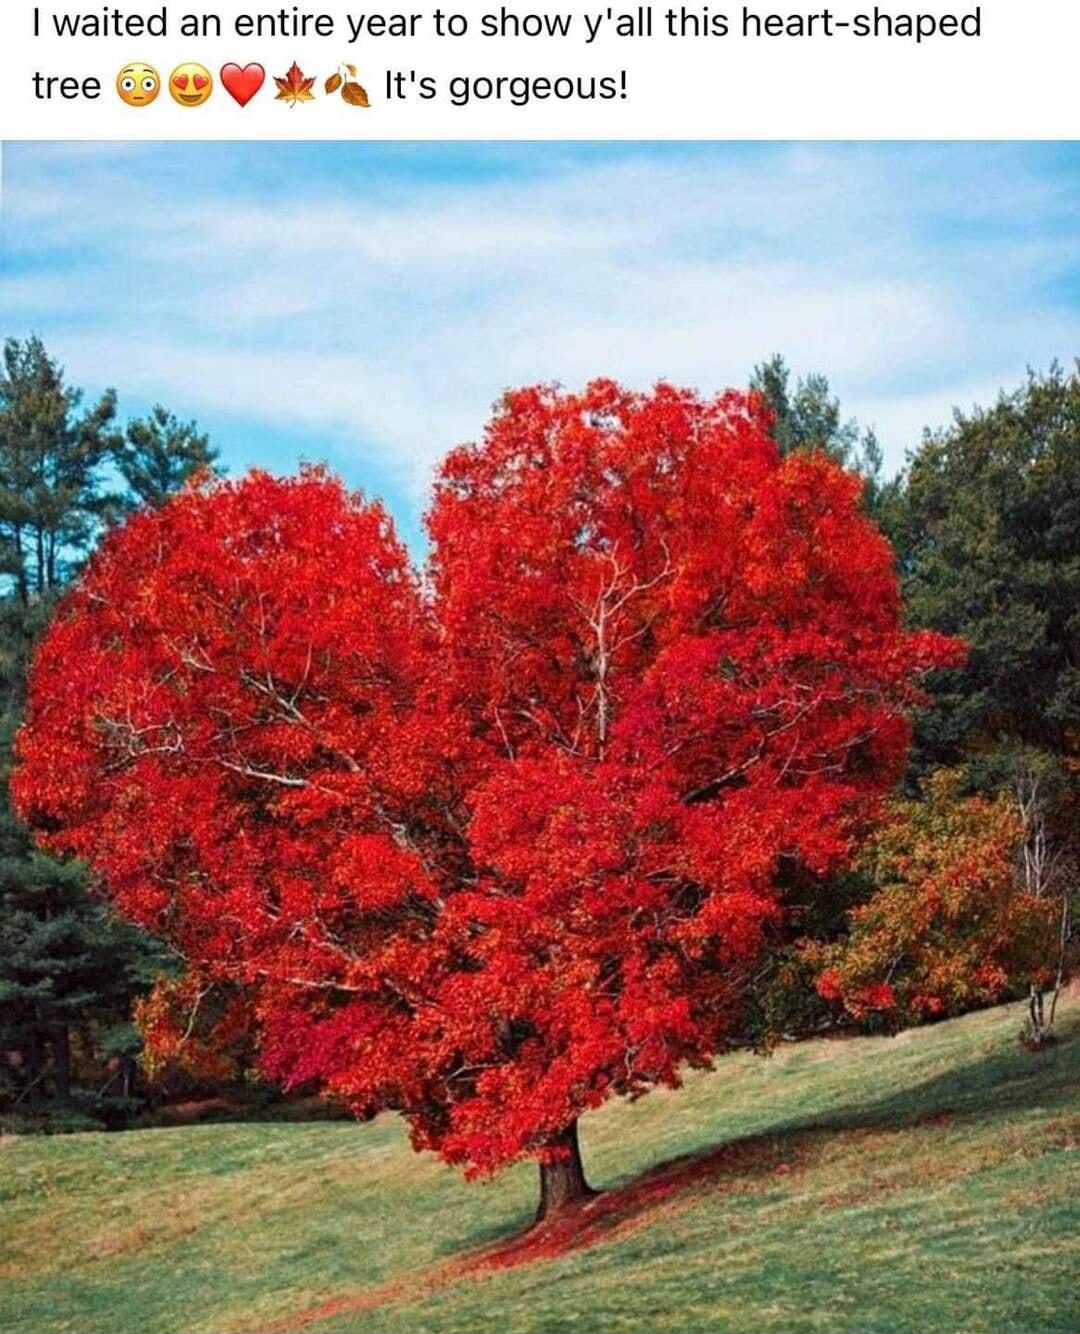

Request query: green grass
[{"left": 2, "top": 996, "right": 1078, "bottom": 1334}]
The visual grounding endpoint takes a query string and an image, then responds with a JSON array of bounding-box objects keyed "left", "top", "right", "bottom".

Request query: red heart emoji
[
  {"left": 193, "top": 73, "right": 209, "bottom": 90},
  {"left": 172, "top": 73, "right": 189, "bottom": 90},
  {"left": 220, "top": 62, "right": 266, "bottom": 107}
]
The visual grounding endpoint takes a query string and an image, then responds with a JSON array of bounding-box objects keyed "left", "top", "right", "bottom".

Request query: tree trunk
[
  {"left": 52, "top": 1026, "right": 71, "bottom": 1100},
  {"left": 14, "top": 525, "right": 27, "bottom": 605},
  {"left": 535, "top": 1119, "right": 597, "bottom": 1224},
  {"left": 12, "top": 1036, "right": 44, "bottom": 1105}
]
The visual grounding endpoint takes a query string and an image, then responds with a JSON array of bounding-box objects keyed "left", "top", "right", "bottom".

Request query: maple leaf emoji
[{"left": 274, "top": 62, "right": 316, "bottom": 107}]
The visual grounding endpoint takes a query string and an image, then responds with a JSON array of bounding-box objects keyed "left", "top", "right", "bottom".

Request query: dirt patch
[
  {"left": 910, "top": 1109, "right": 954, "bottom": 1128},
  {"left": 89, "top": 1220, "right": 199, "bottom": 1262},
  {"left": 147, "top": 1098, "right": 244, "bottom": 1126},
  {"left": 818, "top": 1112, "right": 1077, "bottom": 1211},
  {"left": 999, "top": 1183, "right": 1062, "bottom": 1210},
  {"left": 258, "top": 1274, "right": 442, "bottom": 1332},
  {"left": 1044, "top": 1114, "right": 1080, "bottom": 1149}
]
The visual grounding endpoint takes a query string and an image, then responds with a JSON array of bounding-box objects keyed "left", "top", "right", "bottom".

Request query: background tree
[
  {"left": 805, "top": 769, "right": 1060, "bottom": 1029},
  {"left": 14, "top": 382, "right": 957, "bottom": 1218},
  {"left": 114, "top": 405, "right": 219, "bottom": 510},
  {"left": 893, "top": 363, "right": 1080, "bottom": 768},
  {"left": 792, "top": 365, "right": 1080, "bottom": 1042},
  {"left": 0, "top": 336, "right": 117, "bottom": 603},
  {"left": 134, "top": 973, "right": 256, "bottom": 1090},
  {"left": 750, "top": 354, "right": 888, "bottom": 512},
  {"left": 0, "top": 336, "right": 206, "bottom": 1123},
  {"left": 887, "top": 364, "right": 1080, "bottom": 1032},
  {"left": 1008, "top": 749, "right": 1077, "bottom": 1044},
  {"left": 0, "top": 837, "right": 170, "bottom": 1117}
]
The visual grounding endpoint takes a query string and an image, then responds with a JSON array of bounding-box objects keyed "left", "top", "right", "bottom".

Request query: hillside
[{"left": 2, "top": 995, "right": 1078, "bottom": 1334}]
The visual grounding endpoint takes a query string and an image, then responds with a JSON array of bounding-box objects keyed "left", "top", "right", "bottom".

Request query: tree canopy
[
  {"left": 894, "top": 363, "right": 1080, "bottom": 767},
  {"left": 13, "top": 381, "right": 958, "bottom": 1207}
]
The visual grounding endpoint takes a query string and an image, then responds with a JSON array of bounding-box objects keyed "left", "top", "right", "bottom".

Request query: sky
[{"left": 2, "top": 140, "right": 1079, "bottom": 549}]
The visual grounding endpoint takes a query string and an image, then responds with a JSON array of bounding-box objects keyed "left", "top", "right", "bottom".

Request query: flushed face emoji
[
  {"left": 116, "top": 62, "right": 160, "bottom": 107},
  {"left": 169, "top": 63, "right": 213, "bottom": 107}
]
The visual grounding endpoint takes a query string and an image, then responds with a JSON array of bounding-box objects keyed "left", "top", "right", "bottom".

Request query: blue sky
[{"left": 2, "top": 141, "right": 1079, "bottom": 550}]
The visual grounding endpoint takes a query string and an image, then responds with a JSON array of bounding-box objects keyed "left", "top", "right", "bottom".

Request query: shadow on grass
[
  {"left": 797, "top": 1013, "right": 1077, "bottom": 1133},
  {"left": 258, "top": 1009, "right": 1079, "bottom": 1330},
  {"left": 453, "top": 1013, "right": 1078, "bottom": 1268}
]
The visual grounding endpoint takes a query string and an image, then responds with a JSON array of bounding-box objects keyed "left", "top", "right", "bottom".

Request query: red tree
[{"left": 13, "top": 382, "right": 959, "bottom": 1221}]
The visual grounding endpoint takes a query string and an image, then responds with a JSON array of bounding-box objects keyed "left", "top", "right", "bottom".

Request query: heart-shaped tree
[{"left": 13, "top": 381, "right": 960, "bottom": 1222}]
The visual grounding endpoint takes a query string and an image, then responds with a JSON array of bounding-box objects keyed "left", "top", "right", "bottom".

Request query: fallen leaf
[
  {"left": 325, "top": 71, "right": 343, "bottom": 94},
  {"left": 346, "top": 64, "right": 358, "bottom": 76},
  {"left": 342, "top": 81, "right": 370, "bottom": 107},
  {"left": 275, "top": 61, "right": 317, "bottom": 106}
]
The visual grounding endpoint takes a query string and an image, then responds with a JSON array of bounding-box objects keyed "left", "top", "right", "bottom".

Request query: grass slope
[{"left": 1, "top": 996, "right": 1078, "bottom": 1334}]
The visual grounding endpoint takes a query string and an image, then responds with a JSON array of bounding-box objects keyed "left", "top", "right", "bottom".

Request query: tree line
[
  {"left": 752, "top": 355, "right": 1078, "bottom": 1045},
  {"left": 0, "top": 336, "right": 219, "bottom": 1129}
]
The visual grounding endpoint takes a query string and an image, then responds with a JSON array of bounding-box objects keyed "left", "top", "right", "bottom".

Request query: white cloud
[{"left": 3, "top": 143, "right": 1079, "bottom": 515}]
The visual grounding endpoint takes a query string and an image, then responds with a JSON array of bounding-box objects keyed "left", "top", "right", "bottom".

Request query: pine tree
[
  {"left": 0, "top": 336, "right": 117, "bottom": 601},
  {"left": 750, "top": 354, "right": 888, "bottom": 512},
  {"left": 114, "top": 405, "right": 219, "bottom": 510},
  {"left": 0, "top": 338, "right": 189, "bottom": 1120},
  {"left": 894, "top": 362, "right": 1080, "bottom": 767}
]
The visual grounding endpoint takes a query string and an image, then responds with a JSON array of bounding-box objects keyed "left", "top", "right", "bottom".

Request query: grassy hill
[{"left": 2, "top": 995, "right": 1078, "bottom": 1334}]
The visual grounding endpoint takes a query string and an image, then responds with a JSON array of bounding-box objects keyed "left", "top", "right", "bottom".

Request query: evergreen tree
[
  {"left": 750, "top": 354, "right": 889, "bottom": 512},
  {"left": 0, "top": 338, "right": 192, "bottom": 1119},
  {"left": 115, "top": 404, "right": 219, "bottom": 510},
  {"left": 895, "top": 362, "right": 1080, "bottom": 767},
  {"left": 0, "top": 812, "right": 169, "bottom": 1112},
  {"left": 0, "top": 336, "right": 117, "bottom": 602}
]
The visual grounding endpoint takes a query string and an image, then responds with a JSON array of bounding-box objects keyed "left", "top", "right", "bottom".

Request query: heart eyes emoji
[{"left": 168, "top": 63, "right": 213, "bottom": 105}]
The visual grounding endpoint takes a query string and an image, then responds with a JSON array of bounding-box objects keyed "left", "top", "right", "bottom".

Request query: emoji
[
  {"left": 116, "top": 61, "right": 160, "bottom": 107},
  {"left": 274, "top": 62, "right": 316, "bottom": 106},
  {"left": 220, "top": 62, "right": 266, "bottom": 107},
  {"left": 169, "top": 62, "right": 213, "bottom": 107},
  {"left": 325, "top": 63, "right": 370, "bottom": 106}
]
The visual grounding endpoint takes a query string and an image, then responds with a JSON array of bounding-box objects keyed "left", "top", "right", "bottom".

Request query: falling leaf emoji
[
  {"left": 326, "top": 62, "right": 371, "bottom": 107},
  {"left": 274, "top": 61, "right": 316, "bottom": 107}
]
